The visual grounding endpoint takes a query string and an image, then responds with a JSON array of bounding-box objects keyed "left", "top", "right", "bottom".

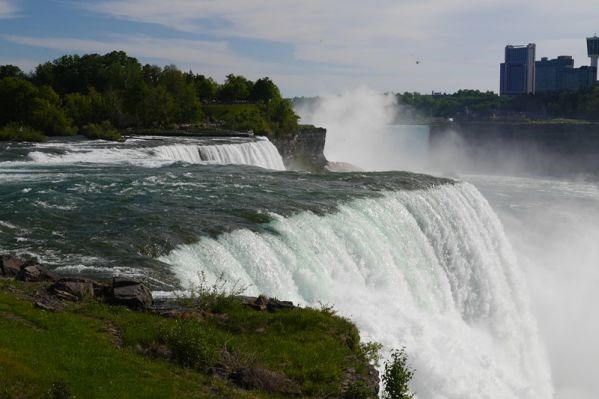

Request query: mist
[
  {"left": 296, "top": 89, "right": 599, "bottom": 398},
  {"left": 472, "top": 176, "right": 599, "bottom": 399},
  {"left": 295, "top": 88, "right": 599, "bottom": 178},
  {"left": 295, "top": 87, "right": 430, "bottom": 172}
]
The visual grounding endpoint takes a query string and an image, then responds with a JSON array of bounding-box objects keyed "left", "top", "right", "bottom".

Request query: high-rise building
[
  {"left": 500, "top": 44, "right": 536, "bottom": 95},
  {"left": 536, "top": 56, "right": 573, "bottom": 92},
  {"left": 587, "top": 35, "right": 599, "bottom": 81}
]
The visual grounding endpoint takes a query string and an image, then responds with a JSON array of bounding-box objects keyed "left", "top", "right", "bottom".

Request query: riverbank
[{"left": 0, "top": 254, "right": 379, "bottom": 398}]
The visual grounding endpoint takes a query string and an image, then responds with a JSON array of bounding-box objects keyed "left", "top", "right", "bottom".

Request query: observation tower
[{"left": 587, "top": 35, "right": 599, "bottom": 80}]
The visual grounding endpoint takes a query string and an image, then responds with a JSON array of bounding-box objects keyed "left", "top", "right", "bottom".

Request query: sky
[{"left": 0, "top": 0, "right": 597, "bottom": 96}]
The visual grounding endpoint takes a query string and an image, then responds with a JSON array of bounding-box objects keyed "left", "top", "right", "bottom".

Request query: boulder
[
  {"left": 239, "top": 295, "right": 295, "bottom": 312},
  {"left": 50, "top": 278, "right": 95, "bottom": 299},
  {"left": 16, "top": 264, "right": 59, "bottom": 282},
  {"left": 109, "top": 278, "right": 153, "bottom": 310},
  {"left": 0, "top": 254, "right": 22, "bottom": 277}
]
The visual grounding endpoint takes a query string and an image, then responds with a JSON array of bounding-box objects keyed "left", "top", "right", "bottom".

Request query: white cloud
[
  {"left": 78, "top": 0, "right": 599, "bottom": 94},
  {"left": 0, "top": 0, "right": 17, "bottom": 18}
]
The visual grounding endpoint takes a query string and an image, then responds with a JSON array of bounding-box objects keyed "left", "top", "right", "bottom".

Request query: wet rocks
[
  {"left": 17, "top": 264, "right": 59, "bottom": 282},
  {"left": 1, "top": 253, "right": 153, "bottom": 310}
]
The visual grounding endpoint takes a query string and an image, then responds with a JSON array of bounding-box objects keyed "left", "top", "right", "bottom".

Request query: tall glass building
[{"left": 500, "top": 44, "right": 536, "bottom": 95}]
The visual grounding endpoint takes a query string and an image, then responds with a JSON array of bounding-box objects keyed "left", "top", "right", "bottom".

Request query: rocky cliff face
[
  {"left": 272, "top": 126, "right": 328, "bottom": 171},
  {"left": 429, "top": 122, "right": 599, "bottom": 175}
]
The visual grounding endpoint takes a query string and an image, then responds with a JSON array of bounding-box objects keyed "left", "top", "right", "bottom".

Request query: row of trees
[
  {"left": 0, "top": 51, "right": 298, "bottom": 139},
  {"left": 396, "top": 88, "right": 599, "bottom": 121}
]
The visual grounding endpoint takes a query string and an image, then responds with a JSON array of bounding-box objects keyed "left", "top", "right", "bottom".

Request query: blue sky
[{"left": 0, "top": 0, "right": 597, "bottom": 96}]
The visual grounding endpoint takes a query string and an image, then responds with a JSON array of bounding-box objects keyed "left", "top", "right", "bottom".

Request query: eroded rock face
[{"left": 109, "top": 278, "right": 153, "bottom": 310}]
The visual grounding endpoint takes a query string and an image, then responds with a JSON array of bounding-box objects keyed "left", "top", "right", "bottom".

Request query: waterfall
[
  {"left": 197, "top": 138, "right": 285, "bottom": 170},
  {"left": 21, "top": 138, "right": 286, "bottom": 170},
  {"left": 160, "top": 182, "right": 553, "bottom": 398}
]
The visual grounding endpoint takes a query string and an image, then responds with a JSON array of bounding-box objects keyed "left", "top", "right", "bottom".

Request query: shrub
[
  {"left": 82, "top": 121, "right": 124, "bottom": 141},
  {"left": 160, "top": 319, "right": 218, "bottom": 372},
  {"left": 179, "top": 271, "right": 248, "bottom": 314},
  {"left": 360, "top": 341, "right": 383, "bottom": 367},
  {"left": 382, "top": 348, "right": 415, "bottom": 399},
  {"left": 0, "top": 123, "right": 47, "bottom": 142}
]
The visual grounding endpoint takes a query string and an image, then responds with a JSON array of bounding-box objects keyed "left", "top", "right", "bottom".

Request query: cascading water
[
  {"left": 197, "top": 139, "right": 285, "bottom": 170},
  {"left": 160, "top": 182, "right": 553, "bottom": 398},
  {"left": 9, "top": 137, "right": 285, "bottom": 170}
]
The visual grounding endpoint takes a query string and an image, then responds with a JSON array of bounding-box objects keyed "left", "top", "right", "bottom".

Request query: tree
[
  {"left": 382, "top": 348, "right": 414, "bottom": 399},
  {"left": 218, "top": 74, "right": 253, "bottom": 102},
  {"left": 193, "top": 75, "right": 218, "bottom": 102},
  {"left": 251, "top": 77, "right": 281, "bottom": 103},
  {"left": 0, "top": 77, "right": 38, "bottom": 125},
  {"left": 0, "top": 65, "right": 26, "bottom": 80}
]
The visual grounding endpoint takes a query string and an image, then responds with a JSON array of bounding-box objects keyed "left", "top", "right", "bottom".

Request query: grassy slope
[{"left": 0, "top": 280, "right": 373, "bottom": 398}]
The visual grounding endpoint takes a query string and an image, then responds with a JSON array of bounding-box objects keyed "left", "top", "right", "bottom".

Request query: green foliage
[
  {"left": 343, "top": 381, "right": 372, "bottom": 399},
  {"left": 360, "top": 341, "right": 383, "bottom": 367},
  {"left": 0, "top": 279, "right": 377, "bottom": 398},
  {"left": 1, "top": 53, "right": 299, "bottom": 140},
  {"left": 382, "top": 348, "right": 415, "bottom": 399},
  {"left": 218, "top": 74, "right": 254, "bottom": 102},
  {"left": 398, "top": 87, "right": 599, "bottom": 121},
  {"left": 251, "top": 77, "right": 282, "bottom": 103},
  {"left": 0, "top": 64, "right": 26, "bottom": 79},
  {"left": 160, "top": 320, "right": 218, "bottom": 372},
  {"left": 81, "top": 121, "right": 124, "bottom": 141},
  {"left": 180, "top": 271, "right": 248, "bottom": 314},
  {"left": 0, "top": 123, "right": 47, "bottom": 142}
]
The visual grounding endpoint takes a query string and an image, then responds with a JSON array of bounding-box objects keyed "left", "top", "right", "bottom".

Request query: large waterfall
[
  {"left": 160, "top": 182, "right": 553, "bottom": 398},
  {"left": 23, "top": 137, "right": 285, "bottom": 170}
]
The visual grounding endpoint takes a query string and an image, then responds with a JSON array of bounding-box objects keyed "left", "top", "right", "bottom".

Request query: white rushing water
[
  {"left": 8, "top": 137, "right": 285, "bottom": 170},
  {"left": 161, "top": 182, "right": 553, "bottom": 398},
  {"left": 467, "top": 175, "right": 599, "bottom": 399}
]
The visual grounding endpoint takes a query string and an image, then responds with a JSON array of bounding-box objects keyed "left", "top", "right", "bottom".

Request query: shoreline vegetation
[
  {"left": 0, "top": 52, "right": 300, "bottom": 143},
  {"left": 1, "top": 253, "right": 388, "bottom": 398}
]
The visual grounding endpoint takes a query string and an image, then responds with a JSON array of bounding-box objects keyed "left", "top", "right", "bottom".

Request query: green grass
[
  {"left": 0, "top": 280, "right": 375, "bottom": 398},
  {"left": 0, "top": 123, "right": 47, "bottom": 142}
]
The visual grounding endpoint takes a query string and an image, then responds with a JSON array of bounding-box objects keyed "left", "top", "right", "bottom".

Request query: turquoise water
[{"left": 0, "top": 136, "right": 448, "bottom": 289}]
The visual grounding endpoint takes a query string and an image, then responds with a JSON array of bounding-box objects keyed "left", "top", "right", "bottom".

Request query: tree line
[
  {"left": 0, "top": 51, "right": 298, "bottom": 141},
  {"left": 396, "top": 88, "right": 599, "bottom": 121}
]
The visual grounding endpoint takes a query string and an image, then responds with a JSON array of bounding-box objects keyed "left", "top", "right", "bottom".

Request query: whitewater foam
[
  {"left": 6, "top": 138, "right": 285, "bottom": 170},
  {"left": 160, "top": 182, "right": 552, "bottom": 398}
]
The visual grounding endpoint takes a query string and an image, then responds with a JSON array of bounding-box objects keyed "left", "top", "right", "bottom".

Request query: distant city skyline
[{"left": 0, "top": 0, "right": 597, "bottom": 96}]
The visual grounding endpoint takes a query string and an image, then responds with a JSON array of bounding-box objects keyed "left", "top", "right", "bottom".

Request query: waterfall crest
[
  {"left": 22, "top": 138, "right": 285, "bottom": 170},
  {"left": 160, "top": 182, "right": 553, "bottom": 398}
]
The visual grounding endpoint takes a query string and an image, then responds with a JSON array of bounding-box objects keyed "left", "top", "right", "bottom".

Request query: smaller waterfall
[
  {"left": 198, "top": 139, "right": 285, "bottom": 170},
  {"left": 18, "top": 138, "right": 286, "bottom": 170}
]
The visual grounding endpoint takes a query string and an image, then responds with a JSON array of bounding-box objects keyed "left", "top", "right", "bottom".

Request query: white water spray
[
  {"left": 296, "top": 88, "right": 429, "bottom": 171},
  {"left": 161, "top": 182, "right": 553, "bottom": 398}
]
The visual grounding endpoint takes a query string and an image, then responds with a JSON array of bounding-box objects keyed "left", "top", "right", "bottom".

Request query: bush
[
  {"left": 179, "top": 271, "right": 247, "bottom": 314},
  {"left": 0, "top": 123, "right": 47, "bottom": 142},
  {"left": 82, "top": 121, "right": 124, "bottom": 141},
  {"left": 160, "top": 319, "right": 218, "bottom": 372},
  {"left": 382, "top": 348, "right": 415, "bottom": 399}
]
